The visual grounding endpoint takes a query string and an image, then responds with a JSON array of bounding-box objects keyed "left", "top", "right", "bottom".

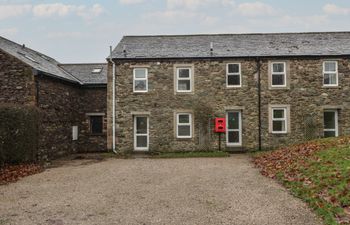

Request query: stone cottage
[
  {"left": 107, "top": 32, "right": 350, "bottom": 152},
  {"left": 0, "top": 36, "right": 107, "bottom": 159}
]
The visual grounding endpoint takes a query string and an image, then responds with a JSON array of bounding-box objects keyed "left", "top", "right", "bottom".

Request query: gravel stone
[{"left": 0, "top": 155, "right": 322, "bottom": 225}]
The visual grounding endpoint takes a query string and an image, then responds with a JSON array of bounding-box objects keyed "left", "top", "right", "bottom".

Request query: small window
[
  {"left": 176, "top": 68, "right": 192, "bottom": 92},
  {"left": 271, "top": 62, "right": 286, "bottom": 87},
  {"left": 271, "top": 108, "right": 287, "bottom": 133},
  {"left": 226, "top": 63, "right": 241, "bottom": 87},
  {"left": 323, "top": 61, "right": 338, "bottom": 86},
  {"left": 92, "top": 68, "right": 102, "bottom": 73},
  {"left": 176, "top": 113, "right": 192, "bottom": 138},
  {"left": 90, "top": 116, "right": 103, "bottom": 134},
  {"left": 133, "top": 68, "right": 148, "bottom": 92}
]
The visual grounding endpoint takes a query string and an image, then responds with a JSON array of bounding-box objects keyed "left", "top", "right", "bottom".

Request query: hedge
[{"left": 0, "top": 105, "right": 39, "bottom": 165}]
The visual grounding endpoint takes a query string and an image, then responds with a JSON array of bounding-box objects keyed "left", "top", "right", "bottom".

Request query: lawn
[{"left": 253, "top": 137, "right": 350, "bottom": 225}]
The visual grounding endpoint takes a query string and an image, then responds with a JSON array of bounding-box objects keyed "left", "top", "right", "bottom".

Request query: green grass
[
  {"left": 280, "top": 145, "right": 350, "bottom": 225},
  {"left": 155, "top": 151, "right": 230, "bottom": 158}
]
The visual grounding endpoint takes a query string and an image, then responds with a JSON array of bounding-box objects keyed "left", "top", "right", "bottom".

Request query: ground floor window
[
  {"left": 324, "top": 110, "right": 338, "bottom": 137},
  {"left": 89, "top": 116, "right": 103, "bottom": 134},
  {"left": 226, "top": 111, "right": 242, "bottom": 146},
  {"left": 176, "top": 113, "right": 192, "bottom": 138},
  {"left": 271, "top": 108, "right": 287, "bottom": 133},
  {"left": 134, "top": 116, "right": 149, "bottom": 151}
]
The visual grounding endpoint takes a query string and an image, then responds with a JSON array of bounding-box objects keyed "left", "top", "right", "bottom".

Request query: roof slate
[
  {"left": 59, "top": 63, "right": 107, "bottom": 85},
  {"left": 0, "top": 36, "right": 81, "bottom": 84},
  {"left": 111, "top": 32, "right": 350, "bottom": 59}
]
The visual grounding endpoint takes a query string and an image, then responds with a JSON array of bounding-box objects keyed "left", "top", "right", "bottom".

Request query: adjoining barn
[{"left": 0, "top": 36, "right": 107, "bottom": 163}]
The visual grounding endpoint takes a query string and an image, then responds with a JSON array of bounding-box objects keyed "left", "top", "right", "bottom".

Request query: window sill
[
  {"left": 322, "top": 85, "right": 341, "bottom": 89},
  {"left": 89, "top": 133, "right": 106, "bottom": 137},
  {"left": 269, "top": 86, "right": 289, "bottom": 90},
  {"left": 226, "top": 86, "right": 242, "bottom": 89},
  {"left": 176, "top": 137, "right": 193, "bottom": 141}
]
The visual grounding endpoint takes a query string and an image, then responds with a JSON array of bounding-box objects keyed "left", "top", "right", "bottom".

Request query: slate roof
[
  {"left": 59, "top": 63, "right": 107, "bottom": 85},
  {"left": 0, "top": 36, "right": 81, "bottom": 84},
  {"left": 111, "top": 32, "right": 350, "bottom": 59}
]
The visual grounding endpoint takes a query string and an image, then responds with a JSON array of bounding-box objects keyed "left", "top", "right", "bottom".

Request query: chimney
[{"left": 22, "top": 44, "right": 25, "bottom": 49}]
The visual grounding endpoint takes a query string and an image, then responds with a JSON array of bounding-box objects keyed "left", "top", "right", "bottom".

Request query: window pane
[
  {"left": 228, "top": 131, "right": 240, "bottom": 143},
  {"left": 273, "top": 63, "right": 284, "bottom": 72},
  {"left": 178, "top": 69, "right": 190, "bottom": 78},
  {"left": 134, "top": 69, "right": 146, "bottom": 78},
  {"left": 134, "top": 80, "right": 146, "bottom": 91},
  {"left": 178, "top": 125, "right": 191, "bottom": 137},
  {"left": 178, "top": 80, "right": 191, "bottom": 90},
  {"left": 273, "top": 109, "right": 284, "bottom": 119},
  {"left": 324, "top": 112, "right": 335, "bottom": 129},
  {"left": 273, "top": 121, "right": 286, "bottom": 132},
  {"left": 90, "top": 116, "right": 103, "bottom": 134},
  {"left": 227, "top": 112, "right": 239, "bottom": 129},
  {"left": 325, "top": 62, "right": 336, "bottom": 72},
  {"left": 178, "top": 114, "right": 189, "bottom": 123},
  {"left": 324, "top": 131, "right": 336, "bottom": 138},
  {"left": 324, "top": 73, "right": 336, "bottom": 85},
  {"left": 228, "top": 64, "right": 239, "bottom": 73},
  {"left": 228, "top": 74, "right": 240, "bottom": 86},
  {"left": 136, "top": 117, "right": 147, "bottom": 134},
  {"left": 136, "top": 136, "right": 147, "bottom": 147},
  {"left": 272, "top": 74, "right": 285, "bottom": 86}
]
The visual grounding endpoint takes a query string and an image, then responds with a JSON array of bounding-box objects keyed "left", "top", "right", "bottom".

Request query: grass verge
[{"left": 253, "top": 137, "right": 350, "bottom": 225}]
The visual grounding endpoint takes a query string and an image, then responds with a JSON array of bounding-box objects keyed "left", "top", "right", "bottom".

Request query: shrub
[{"left": 0, "top": 104, "right": 39, "bottom": 165}]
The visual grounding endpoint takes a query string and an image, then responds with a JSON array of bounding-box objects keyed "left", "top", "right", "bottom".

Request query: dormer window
[{"left": 92, "top": 68, "right": 103, "bottom": 74}]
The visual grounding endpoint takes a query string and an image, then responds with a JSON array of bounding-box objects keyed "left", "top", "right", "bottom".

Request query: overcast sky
[{"left": 1, "top": 0, "right": 350, "bottom": 63}]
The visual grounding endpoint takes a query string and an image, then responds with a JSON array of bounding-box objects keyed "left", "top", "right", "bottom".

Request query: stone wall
[
  {"left": 0, "top": 49, "right": 35, "bottom": 105},
  {"left": 37, "top": 76, "right": 107, "bottom": 158},
  {"left": 77, "top": 87, "right": 107, "bottom": 152},
  {"left": 108, "top": 57, "right": 350, "bottom": 153},
  {"left": 36, "top": 76, "right": 80, "bottom": 159}
]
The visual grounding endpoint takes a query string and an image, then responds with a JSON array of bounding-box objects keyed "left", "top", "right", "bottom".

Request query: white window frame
[
  {"left": 271, "top": 62, "right": 287, "bottom": 88},
  {"left": 176, "top": 68, "right": 192, "bottom": 92},
  {"left": 134, "top": 116, "right": 149, "bottom": 151},
  {"left": 323, "top": 61, "right": 338, "bottom": 87},
  {"left": 226, "top": 111, "right": 242, "bottom": 146},
  {"left": 176, "top": 113, "right": 192, "bottom": 138},
  {"left": 271, "top": 107, "right": 288, "bottom": 134},
  {"left": 226, "top": 63, "right": 241, "bottom": 88},
  {"left": 133, "top": 68, "right": 148, "bottom": 93},
  {"left": 324, "top": 110, "right": 339, "bottom": 137}
]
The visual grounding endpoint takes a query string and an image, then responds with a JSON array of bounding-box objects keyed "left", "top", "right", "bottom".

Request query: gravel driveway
[{"left": 0, "top": 155, "right": 322, "bottom": 225}]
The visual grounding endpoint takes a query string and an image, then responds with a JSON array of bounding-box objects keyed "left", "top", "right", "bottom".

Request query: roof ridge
[
  {"left": 59, "top": 63, "right": 107, "bottom": 66},
  {"left": 123, "top": 31, "right": 350, "bottom": 38}
]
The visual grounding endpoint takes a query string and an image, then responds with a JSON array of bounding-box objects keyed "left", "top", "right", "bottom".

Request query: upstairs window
[
  {"left": 90, "top": 116, "right": 103, "bottom": 134},
  {"left": 176, "top": 68, "right": 192, "bottom": 92},
  {"left": 133, "top": 68, "right": 148, "bottom": 92},
  {"left": 323, "top": 61, "right": 338, "bottom": 86},
  {"left": 176, "top": 113, "right": 192, "bottom": 138},
  {"left": 271, "top": 62, "right": 286, "bottom": 87},
  {"left": 271, "top": 108, "right": 287, "bottom": 134},
  {"left": 226, "top": 63, "right": 241, "bottom": 87}
]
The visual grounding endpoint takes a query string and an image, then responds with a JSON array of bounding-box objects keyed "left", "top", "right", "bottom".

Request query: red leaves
[
  {"left": 0, "top": 164, "right": 43, "bottom": 185},
  {"left": 252, "top": 137, "right": 350, "bottom": 180}
]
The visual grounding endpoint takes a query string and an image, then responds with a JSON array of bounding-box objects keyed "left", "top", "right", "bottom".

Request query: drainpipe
[
  {"left": 109, "top": 46, "right": 117, "bottom": 154},
  {"left": 256, "top": 57, "right": 262, "bottom": 151}
]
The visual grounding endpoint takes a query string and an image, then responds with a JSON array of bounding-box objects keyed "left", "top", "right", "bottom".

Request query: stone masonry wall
[
  {"left": 0, "top": 49, "right": 35, "bottom": 105},
  {"left": 109, "top": 59, "right": 259, "bottom": 153},
  {"left": 108, "top": 57, "right": 350, "bottom": 153},
  {"left": 77, "top": 87, "right": 107, "bottom": 152},
  {"left": 37, "top": 76, "right": 107, "bottom": 158}
]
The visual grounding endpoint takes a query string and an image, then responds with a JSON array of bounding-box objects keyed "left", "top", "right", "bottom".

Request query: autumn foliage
[
  {"left": 0, "top": 164, "right": 42, "bottom": 185},
  {"left": 253, "top": 136, "right": 350, "bottom": 225}
]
